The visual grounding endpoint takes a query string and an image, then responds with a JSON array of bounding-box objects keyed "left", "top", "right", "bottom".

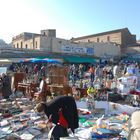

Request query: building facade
[
  {"left": 72, "top": 28, "right": 136, "bottom": 54},
  {"left": 12, "top": 29, "right": 56, "bottom": 50},
  {"left": 51, "top": 38, "right": 120, "bottom": 58},
  {"left": 12, "top": 29, "right": 121, "bottom": 59}
]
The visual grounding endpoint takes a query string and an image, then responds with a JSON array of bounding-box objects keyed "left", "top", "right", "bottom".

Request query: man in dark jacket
[
  {"left": 2, "top": 73, "right": 12, "bottom": 99},
  {"left": 35, "top": 96, "right": 79, "bottom": 133}
]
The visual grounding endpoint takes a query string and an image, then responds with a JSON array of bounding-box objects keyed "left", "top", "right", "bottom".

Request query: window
[
  {"left": 25, "top": 44, "right": 28, "bottom": 49},
  {"left": 88, "top": 39, "right": 90, "bottom": 42},
  {"left": 21, "top": 42, "right": 23, "bottom": 48},
  {"left": 97, "top": 38, "right": 99, "bottom": 42},
  {"left": 107, "top": 36, "right": 110, "bottom": 41},
  {"left": 36, "top": 41, "right": 38, "bottom": 48},
  {"left": 17, "top": 43, "right": 19, "bottom": 48}
]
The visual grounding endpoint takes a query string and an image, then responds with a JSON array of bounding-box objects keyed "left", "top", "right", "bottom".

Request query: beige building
[
  {"left": 12, "top": 29, "right": 121, "bottom": 59},
  {"left": 72, "top": 28, "right": 136, "bottom": 54},
  {"left": 126, "top": 45, "right": 140, "bottom": 55},
  {"left": 12, "top": 29, "right": 56, "bottom": 51},
  {"left": 51, "top": 38, "right": 120, "bottom": 58},
  {"left": 137, "top": 40, "right": 140, "bottom": 44}
]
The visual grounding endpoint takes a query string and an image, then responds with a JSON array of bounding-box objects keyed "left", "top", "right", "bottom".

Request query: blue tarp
[{"left": 19, "top": 58, "right": 62, "bottom": 64}]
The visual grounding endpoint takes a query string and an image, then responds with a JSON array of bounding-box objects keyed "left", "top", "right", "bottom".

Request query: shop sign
[{"left": 62, "top": 46, "right": 94, "bottom": 55}]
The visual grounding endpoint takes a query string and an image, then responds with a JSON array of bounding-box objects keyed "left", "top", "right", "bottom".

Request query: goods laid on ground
[
  {"left": 0, "top": 98, "right": 50, "bottom": 140},
  {"left": 1, "top": 97, "right": 137, "bottom": 139},
  {"left": 1, "top": 63, "right": 140, "bottom": 139}
]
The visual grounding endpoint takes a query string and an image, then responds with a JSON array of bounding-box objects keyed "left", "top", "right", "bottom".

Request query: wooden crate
[
  {"left": 48, "top": 66, "right": 68, "bottom": 85},
  {"left": 13, "top": 72, "right": 26, "bottom": 89}
]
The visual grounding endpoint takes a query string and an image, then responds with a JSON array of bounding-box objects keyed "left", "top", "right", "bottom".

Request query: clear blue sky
[{"left": 0, "top": 0, "right": 140, "bottom": 43}]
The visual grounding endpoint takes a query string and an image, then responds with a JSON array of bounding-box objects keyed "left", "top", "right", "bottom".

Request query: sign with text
[
  {"left": 0, "top": 67, "right": 7, "bottom": 74},
  {"left": 61, "top": 45, "right": 94, "bottom": 55}
]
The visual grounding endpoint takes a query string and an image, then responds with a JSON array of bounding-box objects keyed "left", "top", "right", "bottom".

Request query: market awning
[
  {"left": 19, "top": 58, "right": 63, "bottom": 64},
  {"left": 63, "top": 56, "right": 97, "bottom": 63},
  {"left": 0, "top": 59, "right": 12, "bottom": 63}
]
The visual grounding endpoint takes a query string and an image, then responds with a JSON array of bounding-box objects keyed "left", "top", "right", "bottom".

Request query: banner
[
  {"left": 61, "top": 46, "right": 94, "bottom": 55},
  {"left": 0, "top": 67, "right": 7, "bottom": 74}
]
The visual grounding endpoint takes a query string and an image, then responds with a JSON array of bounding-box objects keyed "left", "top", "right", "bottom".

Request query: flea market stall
[
  {"left": 0, "top": 96, "right": 136, "bottom": 140},
  {"left": 12, "top": 58, "right": 72, "bottom": 97},
  {"left": 0, "top": 98, "right": 50, "bottom": 139}
]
